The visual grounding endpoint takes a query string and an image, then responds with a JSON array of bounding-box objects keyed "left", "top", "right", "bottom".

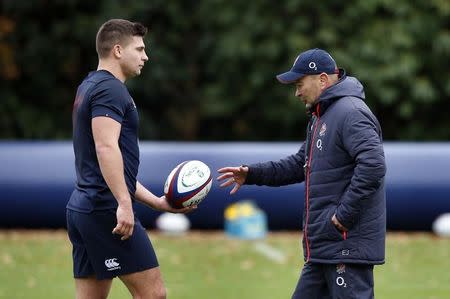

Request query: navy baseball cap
[{"left": 276, "top": 48, "right": 338, "bottom": 84}]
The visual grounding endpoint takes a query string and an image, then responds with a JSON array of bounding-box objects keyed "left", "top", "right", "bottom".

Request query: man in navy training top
[
  {"left": 217, "top": 48, "right": 386, "bottom": 299},
  {"left": 67, "top": 19, "right": 194, "bottom": 299}
]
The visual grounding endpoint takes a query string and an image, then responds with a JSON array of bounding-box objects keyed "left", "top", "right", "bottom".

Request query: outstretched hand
[{"left": 217, "top": 165, "right": 248, "bottom": 195}]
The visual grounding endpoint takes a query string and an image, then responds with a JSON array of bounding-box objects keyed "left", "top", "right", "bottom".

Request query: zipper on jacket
[{"left": 304, "top": 105, "right": 320, "bottom": 262}]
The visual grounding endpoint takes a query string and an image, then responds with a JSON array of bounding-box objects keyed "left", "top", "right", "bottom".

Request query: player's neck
[{"left": 97, "top": 60, "right": 127, "bottom": 83}]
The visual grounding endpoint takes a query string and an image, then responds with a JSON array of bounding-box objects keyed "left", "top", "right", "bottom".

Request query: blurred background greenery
[{"left": 1, "top": 0, "right": 449, "bottom": 141}]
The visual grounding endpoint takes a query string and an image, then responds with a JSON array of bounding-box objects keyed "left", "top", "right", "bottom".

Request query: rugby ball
[{"left": 164, "top": 160, "right": 212, "bottom": 209}]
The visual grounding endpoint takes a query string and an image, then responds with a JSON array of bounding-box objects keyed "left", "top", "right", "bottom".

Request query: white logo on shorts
[
  {"left": 336, "top": 276, "right": 347, "bottom": 288},
  {"left": 105, "top": 258, "right": 121, "bottom": 271}
]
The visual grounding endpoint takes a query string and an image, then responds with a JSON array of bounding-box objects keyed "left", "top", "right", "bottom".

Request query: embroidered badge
[
  {"left": 336, "top": 263, "right": 346, "bottom": 274},
  {"left": 319, "top": 123, "right": 327, "bottom": 137}
]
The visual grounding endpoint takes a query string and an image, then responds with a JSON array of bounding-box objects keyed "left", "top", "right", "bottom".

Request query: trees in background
[{"left": 1, "top": 0, "right": 449, "bottom": 140}]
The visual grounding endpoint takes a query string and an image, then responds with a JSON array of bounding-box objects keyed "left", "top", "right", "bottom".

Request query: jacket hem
[{"left": 306, "top": 257, "right": 385, "bottom": 265}]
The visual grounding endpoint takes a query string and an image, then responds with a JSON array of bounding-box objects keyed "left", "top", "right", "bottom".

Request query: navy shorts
[
  {"left": 67, "top": 209, "right": 159, "bottom": 280},
  {"left": 291, "top": 262, "right": 374, "bottom": 299}
]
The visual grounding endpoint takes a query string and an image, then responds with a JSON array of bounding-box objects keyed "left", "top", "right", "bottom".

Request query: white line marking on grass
[{"left": 253, "top": 242, "right": 286, "bottom": 264}]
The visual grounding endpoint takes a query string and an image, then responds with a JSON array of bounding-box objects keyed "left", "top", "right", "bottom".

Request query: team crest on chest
[
  {"left": 319, "top": 123, "right": 327, "bottom": 137},
  {"left": 336, "top": 263, "right": 346, "bottom": 274}
]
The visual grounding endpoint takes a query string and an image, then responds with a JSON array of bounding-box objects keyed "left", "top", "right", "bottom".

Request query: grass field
[{"left": 0, "top": 230, "right": 449, "bottom": 299}]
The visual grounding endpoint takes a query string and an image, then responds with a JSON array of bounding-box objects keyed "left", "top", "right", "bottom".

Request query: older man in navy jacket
[{"left": 218, "top": 48, "right": 386, "bottom": 299}]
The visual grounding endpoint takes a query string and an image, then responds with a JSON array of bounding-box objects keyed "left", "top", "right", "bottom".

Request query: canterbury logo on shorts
[{"left": 104, "top": 258, "right": 121, "bottom": 271}]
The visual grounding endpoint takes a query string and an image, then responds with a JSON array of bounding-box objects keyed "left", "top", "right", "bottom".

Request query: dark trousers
[{"left": 291, "top": 262, "right": 374, "bottom": 299}]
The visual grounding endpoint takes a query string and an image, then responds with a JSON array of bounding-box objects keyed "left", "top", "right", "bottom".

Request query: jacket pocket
[{"left": 327, "top": 211, "right": 345, "bottom": 240}]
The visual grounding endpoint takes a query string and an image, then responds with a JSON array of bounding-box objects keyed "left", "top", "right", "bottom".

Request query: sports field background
[{"left": 0, "top": 230, "right": 449, "bottom": 299}]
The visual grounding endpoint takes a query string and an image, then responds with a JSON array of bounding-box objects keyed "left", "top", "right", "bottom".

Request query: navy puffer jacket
[{"left": 246, "top": 71, "right": 386, "bottom": 265}]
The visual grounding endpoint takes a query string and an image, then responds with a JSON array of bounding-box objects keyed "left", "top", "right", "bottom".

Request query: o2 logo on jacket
[{"left": 316, "top": 139, "right": 323, "bottom": 151}]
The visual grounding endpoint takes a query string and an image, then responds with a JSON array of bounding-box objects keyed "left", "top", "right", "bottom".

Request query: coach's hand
[
  {"left": 332, "top": 214, "right": 348, "bottom": 232},
  {"left": 217, "top": 165, "right": 248, "bottom": 195},
  {"left": 113, "top": 203, "right": 134, "bottom": 240}
]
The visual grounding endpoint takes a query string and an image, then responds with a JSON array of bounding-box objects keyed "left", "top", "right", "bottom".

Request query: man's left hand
[{"left": 332, "top": 214, "right": 348, "bottom": 232}]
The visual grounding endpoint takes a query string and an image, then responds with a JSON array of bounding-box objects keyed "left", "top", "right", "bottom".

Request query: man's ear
[
  {"left": 319, "top": 73, "right": 329, "bottom": 90},
  {"left": 112, "top": 44, "right": 122, "bottom": 59}
]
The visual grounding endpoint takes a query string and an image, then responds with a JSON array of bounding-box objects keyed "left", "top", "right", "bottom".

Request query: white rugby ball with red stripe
[{"left": 164, "top": 160, "right": 212, "bottom": 209}]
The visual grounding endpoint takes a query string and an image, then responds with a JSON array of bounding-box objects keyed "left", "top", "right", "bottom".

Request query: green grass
[{"left": 0, "top": 230, "right": 449, "bottom": 299}]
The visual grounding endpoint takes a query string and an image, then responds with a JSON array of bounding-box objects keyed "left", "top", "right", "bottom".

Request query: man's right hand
[
  {"left": 112, "top": 203, "right": 134, "bottom": 240},
  {"left": 217, "top": 165, "right": 248, "bottom": 195}
]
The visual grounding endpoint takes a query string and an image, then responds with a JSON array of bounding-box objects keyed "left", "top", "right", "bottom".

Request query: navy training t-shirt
[{"left": 67, "top": 70, "right": 140, "bottom": 213}]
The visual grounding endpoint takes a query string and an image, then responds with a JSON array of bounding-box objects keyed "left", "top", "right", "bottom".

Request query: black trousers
[{"left": 291, "top": 262, "right": 374, "bottom": 299}]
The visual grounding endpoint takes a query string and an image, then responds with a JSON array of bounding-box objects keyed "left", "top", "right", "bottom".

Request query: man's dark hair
[{"left": 96, "top": 19, "right": 147, "bottom": 58}]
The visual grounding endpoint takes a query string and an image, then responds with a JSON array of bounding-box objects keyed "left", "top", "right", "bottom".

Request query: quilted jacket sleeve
[{"left": 245, "top": 142, "right": 306, "bottom": 187}]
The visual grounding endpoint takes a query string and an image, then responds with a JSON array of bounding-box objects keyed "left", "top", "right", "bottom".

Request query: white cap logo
[{"left": 309, "top": 62, "right": 317, "bottom": 70}]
